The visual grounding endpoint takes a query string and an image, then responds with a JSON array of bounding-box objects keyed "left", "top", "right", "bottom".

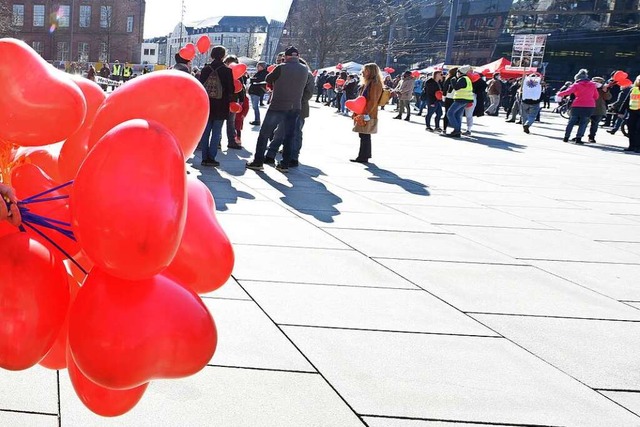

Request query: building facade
[
  {"left": 163, "top": 16, "right": 269, "bottom": 67},
  {"left": 0, "top": 0, "right": 145, "bottom": 63}
]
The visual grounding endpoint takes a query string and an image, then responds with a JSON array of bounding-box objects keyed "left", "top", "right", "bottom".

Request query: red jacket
[{"left": 557, "top": 80, "right": 599, "bottom": 108}]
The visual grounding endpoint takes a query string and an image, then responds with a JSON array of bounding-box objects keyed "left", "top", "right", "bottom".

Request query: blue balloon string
[
  {"left": 21, "top": 222, "right": 87, "bottom": 275},
  {"left": 22, "top": 180, "right": 73, "bottom": 203},
  {"left": 20, "top": 195, "right": 70, "bottom": 205}
]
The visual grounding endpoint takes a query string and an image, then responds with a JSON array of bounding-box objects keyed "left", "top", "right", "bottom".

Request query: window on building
[
  {"left": 100, "top": 6, "right": 112, "bottom": 28},
  {"left": 58, "top": 5, "right": 70, "bottom": 27},
  {"left": 143, "top": 48, "right": 150, "bottom": 55},
  {"left": 78, "top": 42, "right": 89, "bottom": 61},
  {"left": 12, "top": 4, "right": 24, "bottom": 26},
  {"left": 32, "top": 41, "right": 44, "bottom": 56},
  {"left": 127, "top": 16, "right": 134, "bottom": 32},
  {"left": 80, "top": 5, "right": 91, "bottom": 28},
  {"left": 56, "top": 42, "right": 69, "bottom": 61},
  {"left": 33, "top": 4, "right": 45, "bottom": 27},
  {"left": 150, "top": 48, "right": 156, "bottom": 55},
  {"left": 99, "top": 42, "right": 108, "bottom": 62}
]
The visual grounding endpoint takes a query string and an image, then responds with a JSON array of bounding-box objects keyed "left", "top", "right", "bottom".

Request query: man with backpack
[{"left": 198, "top": 45, "right": 235, "bottom": 167}]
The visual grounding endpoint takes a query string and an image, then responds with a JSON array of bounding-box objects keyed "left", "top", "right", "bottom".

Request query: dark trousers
[
  {"left": 253, "top": 109, "right": 300, "bottom": 166},
  {"left": 628, "top": 110, "right": 640, "bottom": 151},
  {"left": 426, "top": 101, "right": 443, "bottom": 128},
  {"left": 588, "top": 115, "right": 603, "bottom": 140},
  {"left": 357, "top": 133, "right": 372, "bottom": 160},
  {"left": 443, "top": 98, "right": 454, "bottom": 130},
  {"left": 565, "top": 107, "right": 594, "bottom": 140},
  {"left": 227, "top": 112, "right": 236, "bottom": 143}
]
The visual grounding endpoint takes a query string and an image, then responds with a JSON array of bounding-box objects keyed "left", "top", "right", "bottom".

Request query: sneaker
[
  {"left": 587, "top": 138, "right": 596, "bottom": 144},
  {"left": 523, "top": 125, "right": 530, "bottom": 134},
  {"left": 246, "top": 161, "right": 264, "bottom": 171},
  {"left": 289, "top": 160, "right": 299, "bottom": 167},
  {"left": 201, "top": 159, "right": 219, "bottom": 167},
  {"left": 276, "top": 163, "right": 289, "bottom": 173},
  {"left": 443, "top": 131, "right": 462, "bottom": 138},
  {"left": 249, "top": 121, "right": 260, "bottom": 126},
  {"left": 426, "top": 126, "right": 433, "bottom": 132},
  {"left": 607, "top": 129, "right": 616, "bottom": 135},
  {"left": 264, "top": 156, "right": 276, "bottom": 165},
  {"left": 463, "top": 130, "right": 471, "bottom": 136},
  {"left": 404, "top": 117, "right": 410, "bottom": 121},
  {"left": 227, "top": 142, "right": 242, "bottom": 150},
  {"left": 434, "top": 127, "right": 442, "bottom": 133},
  {"left": 563, "top": 137, "right": 569, "bottom": 143},
  {"left": 575, "top": 138, "right": 584, "bottom": 145}
]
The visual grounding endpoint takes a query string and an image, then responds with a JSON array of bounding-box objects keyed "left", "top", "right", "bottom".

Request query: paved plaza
[{"left": 3, "top": 104, "right": 640, "bottom": 426}]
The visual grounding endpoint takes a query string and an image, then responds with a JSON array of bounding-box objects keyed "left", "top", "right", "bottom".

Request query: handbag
[{"left": 352, "top": 115, "right": 378, "bottom": 134}]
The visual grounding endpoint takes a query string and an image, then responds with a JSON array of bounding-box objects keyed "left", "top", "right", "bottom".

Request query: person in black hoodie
[
  {"left": 315, "top": 71, "right": 327, "bottom": 102},
  {"left": 198, "top": 45, "right": 235, "bottom": 167},
  {"left": 423, "top": 71, "right": 444, "bottom": 131},
  {"left": 249, "top": 62, "right": 268, "bottom": 126}
]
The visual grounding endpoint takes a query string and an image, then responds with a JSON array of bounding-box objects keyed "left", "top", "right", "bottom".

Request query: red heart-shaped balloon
[
  {"left": 196, "top": 35, "right": 211, "bottom": 54},
  {"left": 336, "top": 78, "right": 345, "bottom": 86},
  {"left": 412, "top": 70, "right": 421, "bottom": 78},
  {"left": 323, "top": 83, "right": 332, "bottom": 90},
  {"left": 469, "top": 72, "right": 481, "bottom": 83},
  {"left": 230, "top": 63, "right": 248, "bottom": 80},
  {"left": 229, "top": 102, "right": 243, "bottom": 114},
  {"left": 345, "top": 96, "right": 367, "bottom": 115},
  {"left": 234, "top": 79, "right": 243, "bottom": 94},
  {"left": 72, "top": 119, "right": 187, "bottom": 281},
  {"left": 164, "top": 178, "right": 234, "bottom": 294},
  {"left": 0, "top": 39, "right": 87, "bottom": 147},
  {"left": 267, "top": 64, "right": 276, "bottom": 73},
  {"left": 336, "top": 63, "right": 343, "bottom": 70},
  {"left": 68, "top": 268, "right": 217, "bottom": 389},
  {"left": 613, "top": 70, "right": 628, "bottom": 83},
  {"left": 88, "top": 70, "right": 209, "bottom": 158},
  {"left": 0, "top": 232, "right": 69, "bottom": 370},
  {"left": 67, "top": 345, "right": 148, "bottom": 417},
  {"left": 179, "top": 43, "right": 197, "bottom": 61},
  {"left": 11, "top": 163, "right": 79, "bottom": 257}
]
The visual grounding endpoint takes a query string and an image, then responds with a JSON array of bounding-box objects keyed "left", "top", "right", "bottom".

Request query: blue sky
[{"left": 143, "top": 0, "right": 293, "bottom": 38}]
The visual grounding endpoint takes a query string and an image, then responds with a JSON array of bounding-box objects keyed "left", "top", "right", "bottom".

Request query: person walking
[
  {"left": 485, "top": 73, "right": 502, "bottom": 116},
  {"left": 248, "top": 62, "right": 268, "bottom": 126},
  {"left": 587, "top": 77, "right": 612, "bottom": 143},
  {"left": 315, "top": 70, "right": 327, "bottom": 103},
  {"left": 423, "top": 71, "right": 444, "bottom": 132},
  {"left": 394, "top": 71, "right": 415, "bottom": 121},
  {"left": 444, "top": 65, "right": 474, "bottom": 138},
  {"left": 350, "top": 63, "right": 383, "bottom": 163},
  {"left": 520, "top": 73, "right": 543, "bottom": 134},
  {"left": 442, "top": 68, "right": 458, "bottom": 133},
  {"left": 198, "top": 45, "right": 235, "bottom": 167},
  {"left": 618, "top": 75, "right": 640, "bottom": 153},
  {"left": 246, "top": 46, "right": 311, "bottom": 173},
  {"left": 557, "top": 69, "right": 599, "bottom": 144}
]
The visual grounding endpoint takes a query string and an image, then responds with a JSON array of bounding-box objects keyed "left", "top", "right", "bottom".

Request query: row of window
[
  {"left": 142, "top": 48, "right": 156, "bottom": 56},
  {"left": 31, "top": 40, "right": 111, "bottom": 62},
  {"left": 12, "top": 4, "right": 134, "bottom": 32}
]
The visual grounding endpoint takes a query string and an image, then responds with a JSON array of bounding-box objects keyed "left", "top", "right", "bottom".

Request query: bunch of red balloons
[{"left": 0, "top": 38, "right": 234, "bottom": 417}]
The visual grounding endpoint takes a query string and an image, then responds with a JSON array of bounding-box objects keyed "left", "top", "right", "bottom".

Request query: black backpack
[{"left": 203, "top": 65, "right": 224, "bottom": 100}]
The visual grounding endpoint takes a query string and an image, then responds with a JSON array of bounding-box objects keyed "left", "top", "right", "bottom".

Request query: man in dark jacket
[
  {"left": 316, "top": 70, "right": 327, "bottom": 102},
  {"left": 174, "top": 53, "right": 191, "bottom": 74},
  {"left": 423, "top": 71, "right": 444, "bottom": 131},
  {"left": 198, "top": 45, "right": 235, "bottom": 167},
  {"left": 246, "top": 46, "right": 310, "bottom": 173},
  {"left": 249, "top": 62, "right": 268, "bottom": 125}
]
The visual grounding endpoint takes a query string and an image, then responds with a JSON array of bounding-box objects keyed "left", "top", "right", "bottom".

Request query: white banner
[{"left": 511, "top": 34, "right": 547, "bottom": 69}]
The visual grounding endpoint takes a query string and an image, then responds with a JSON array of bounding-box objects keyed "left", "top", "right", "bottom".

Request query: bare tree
[{"left": 0, "top": 1, "right": 16, "bottom": 38}]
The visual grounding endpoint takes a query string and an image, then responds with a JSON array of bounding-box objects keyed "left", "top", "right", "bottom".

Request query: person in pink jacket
[{"left": 557, "top": 69, "right": 599, "bottom": 144}]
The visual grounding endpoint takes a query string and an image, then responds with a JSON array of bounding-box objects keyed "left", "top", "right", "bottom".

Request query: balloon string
[
  {"left": 22, "top": 180, "right": 73, "bottom": 202},
  {"left": 20, "top": 223, "right": 87, "bottom": 275},
  {"left": 19, "top": 195, "right": 69, "bottom": 204}
]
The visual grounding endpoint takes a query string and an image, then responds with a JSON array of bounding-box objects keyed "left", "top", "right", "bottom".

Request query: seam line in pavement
[
  {"left": 596, "top": 388, "right": 640, "bottom": 393},
  {"left": 516, "top": 257, "right": 640, "bottom": 265},
  {"left": 466, "top": 312, "right": 640, "bottom": 322},
  {"left": 360, "top": 413, "right": 562, "bottom": 426},
  {"left": 372, "top": 257, "right": 530, "bottom": 266},
  {"left": 206, "top": 364, "right": 317, "bottom": 375},
  {"left": 278, "top": 324, "right": 502, "bottom": 338},
  {"left": 237, "top": 278, "right": 421, "bottom": 291},
  {"left": 0, "top": 408, "right": 58, "bottom": 417}
]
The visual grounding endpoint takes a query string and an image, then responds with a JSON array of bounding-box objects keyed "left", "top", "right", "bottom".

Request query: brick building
[{"left": 0, "top": 0, "right": 145, "bottom": 63}]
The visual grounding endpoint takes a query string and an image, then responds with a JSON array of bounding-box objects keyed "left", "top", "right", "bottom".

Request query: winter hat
[
  {"left": 592, "top": 77, "right": 605, "bottom": 84},
  {"left": 458, "top": 65, "right": 471, "bottom": 75},
  {"left": 284, "top": 46, "right": 299, "bottom": 57},
  {"left": 574, "top": 68, "right": 589, "bottom": 81},
  {"left": 175, "top": 53, "right": 189, "bottom": 64}
]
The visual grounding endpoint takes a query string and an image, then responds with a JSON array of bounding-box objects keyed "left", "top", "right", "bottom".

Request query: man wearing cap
[
  {"left": 444, "top": 65, "right": 474, "bottom": 138},
  {"left": 246, "top": 46, "right": 312, "bottom": 173}
]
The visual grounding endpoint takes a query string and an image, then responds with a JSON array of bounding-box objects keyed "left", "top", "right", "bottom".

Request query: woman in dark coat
[{"left": 473, "top": 74, "right": 487, "bottom": 117}]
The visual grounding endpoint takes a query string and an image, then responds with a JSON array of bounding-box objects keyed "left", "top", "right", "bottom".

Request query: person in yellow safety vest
[
  {"left": 111, "top": 60, "right": 123, "bottom": 81},
  {"left": 620, "top": 75, "right": 640, "bottom": 153},
  {"left": 123, "top": 64, "right": 133, "bottom": 81},
  {"left": 444, "top": 65, "right": 474, "bottom": 138}
]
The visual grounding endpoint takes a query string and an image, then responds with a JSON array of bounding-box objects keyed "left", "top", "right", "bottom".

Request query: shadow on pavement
[
  {"left": 464, "top": 132, "right": 527, "bottom": 152},
  {"left": 256, "top": 165, "right": 343, "bottom": 223},
  {"left": 364, "top": 163, "right": 430, "bottom": 196}
]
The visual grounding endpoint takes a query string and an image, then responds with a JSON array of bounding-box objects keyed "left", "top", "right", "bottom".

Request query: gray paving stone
[
  {"left": 567, "top": 201, "right": 640, "bottom": 216},
  {"left": 452, "top": 190, "right": 580, "bottom": 208},
  {"left": 494, "top": 206, "right": 636, "bottom": 225},
  {"left": 443, "top": 226, "right": 640, "bottom": 263},
  {"left": 600, "top": 391, "right": 640, "bottom": 416},
  {"left": 241, "top": 281, "right": 496, "bottom": 336},
  {"left": 201, "top": 276, "right": 251, "bottom": 300},
  {"left": 389, "top": 205, "right": 552, "bottom": 229},
  {"left": 298, "top": 210, "right": 448, "bottom": 233},
  {"left": 0, "top": 366, "right": 58, "bottom": 414},
  {"left": 204, "top": 299, "right": 314, "bottom": 372},
  {"left": 216, "top": 215, "right": 350, "bottom": 249},
  {"left": 523, "top": 187, "right": 635, "bottom": 203},
  {"left": 377, "top": 260, "right": 640, "bottom": 320},
  {"left": 604, "top": 241, "right": 640, "bottom": 256},
  {"left": 232, "top": 245, "right": 417, "bottom": 289},
  {"left": 472, "top": 314, "right": 640, "bottom": 390},
  {"left": 59, "top": 366, "right": 364, "bottom": 427},
  {"left": 282, "top": 326, "right": 639, "bottom": 426},
  {"left": 215, "top": 199, "right": 297, "bottom": 217},
  {"left": 530, "top": 261, "right": 640, "bottom": 300},
  {"left": 0, "top": 411, "right": 58, "bottom": 427},
  {"left": 325, "top": 229, "right": 516, "bottom": 263},
  {"left": 374, "top": 193, "right": 482, "bottom": 207}
]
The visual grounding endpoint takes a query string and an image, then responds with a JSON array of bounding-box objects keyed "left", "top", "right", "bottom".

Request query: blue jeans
[
  {"left": 340, "top": 95, "right": 347, "bottom": 113},
  {"left": 254, "top": 109, "right": 300, "bottom": 166},
  {"left": 425, "top": 101, "right": 443, "bottom": 128},
  {"left": 199, "top": 119, "right": 224, "bottom": 161},
  {"left": 268, "top": 117, "right": 306, "bottom": 161},
  {"left": 565, "top": 107, "right": 595, "bottom": 140},
  {"left": 250, "top": 94, "right": 261, "bottom": 123},
  {"left": 447, "top": 100, "right": 467, "bottom": 132},
  {"left": 521, "top": 103, "right": 541, "bottom": 127}
]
